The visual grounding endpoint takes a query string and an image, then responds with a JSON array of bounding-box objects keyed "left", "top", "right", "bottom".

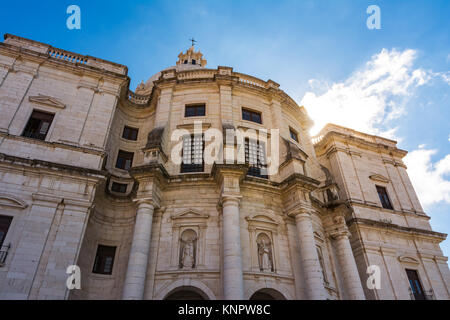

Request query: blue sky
[{"left": 1, "top": 1, "right": 449, "bottom": 258}]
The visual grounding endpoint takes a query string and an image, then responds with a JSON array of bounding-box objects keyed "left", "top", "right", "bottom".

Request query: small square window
[
  {"left": 242, "top": 108, "right": 262, "bottom": 124},
  {"left": 289, "top": 127, "right": 299, "bottom": 142},
  {"left": 22, "top": 110, "right": 55, "bottom": 141},
  {"left": 185, "top": 104, "right": 206, "bottom": 117},
  {"left": 122, "top": 126, "right": 139, "bottom": 141},
  {"left": 111, "top": 182, "right": 127, "bottom": 193},
  {"left": 116, "top": 150, "right": 134, "bottom": 170},
  {"left": 92, "top": 245, "right": 116, "bottom": 275},
  {"left": 376, "top": 185, "right": 393, "bottom": 210}
]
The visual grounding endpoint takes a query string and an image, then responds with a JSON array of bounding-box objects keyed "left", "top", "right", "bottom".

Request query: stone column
[
  {"left": 122, "top": 201, "right": 154, "bottom": 300},
  {"left": 222, "top": 195, "right": 244, "bottom": 300},
  {"left": 294, "top": 211, "right": 327, "bottom": 300},
  {"left": 332, "top": 230, "right": 366, "bottom": 300}
]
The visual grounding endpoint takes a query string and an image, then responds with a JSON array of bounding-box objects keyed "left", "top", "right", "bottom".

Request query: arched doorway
[
  {"left": 164, "top": 286, "right": 209, "bottom": 300},
  {"left": 249, "top": 288, "right": 286, "bottom": 300}
]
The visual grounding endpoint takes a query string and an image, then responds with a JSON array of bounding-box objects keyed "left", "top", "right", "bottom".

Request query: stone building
[{"left": 0, "top": 34, "right": 448, "bottom": 300}]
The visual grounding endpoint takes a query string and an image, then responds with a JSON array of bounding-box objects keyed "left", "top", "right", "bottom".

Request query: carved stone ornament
[
  {"left": 257, "top": 233, "right": 274, "bottom": 272},
  {"left": 179, "top": 229, "right": 197, "bottom": 269}
]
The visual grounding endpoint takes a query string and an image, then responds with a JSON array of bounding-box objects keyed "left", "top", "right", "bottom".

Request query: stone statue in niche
[
  {"left": 257, "top": 234, "right": 273, "bottom": 272},
  {"left": 179, "top": 229, "right": 197, "bottom": 269}
]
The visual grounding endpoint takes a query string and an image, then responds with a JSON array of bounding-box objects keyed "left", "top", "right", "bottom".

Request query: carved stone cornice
[
  {"left": 0, "top": 152, "right": 106, "bottom": 179},
  {"left": 347, "top": 217, "right": 447, "bottom": 241},
  {"left": 280, "top": 172, "right": 320, "bottom": 192}
]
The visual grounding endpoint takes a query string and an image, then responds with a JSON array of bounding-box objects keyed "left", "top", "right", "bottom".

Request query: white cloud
[
  {"left": 300, "top": 48, "right": 450, "bottom": 208},
  {"left": 404, "top": 146, "right": 450, "bottom": 209},
  {"left": 301, "top": 48, "right": 432, "bottom": 137}
]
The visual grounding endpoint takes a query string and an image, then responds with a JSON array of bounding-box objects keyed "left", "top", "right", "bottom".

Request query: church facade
[{"left": 0, "top": 34, "right": 448, "bottom": 300}]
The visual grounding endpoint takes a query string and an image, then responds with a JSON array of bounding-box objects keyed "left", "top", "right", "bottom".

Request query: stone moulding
[
  {"left": 398, "top": 255, "right": 420, "bottom": 264},
  {"left": 369, "top": 174, "right": 390, "bottom": 183},
  {"left": 0, "top": 152, "right": 107, "bottom": 178},
  {"left": 29, "top": 94, "right": 66, "bottom": 109},
  {"left": 171, "top": 209, "right": 210, "bottom": 223},
  {"left": 0, "top": 193, "right": 28, "bottom": 209},
  {"left": 348, "top": 217, "right": 447, "bottom": 241}
]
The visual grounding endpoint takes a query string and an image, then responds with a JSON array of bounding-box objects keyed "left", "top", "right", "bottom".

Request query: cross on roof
[{"left": 189, "top": 38, "right": 197, "bottom": 47}]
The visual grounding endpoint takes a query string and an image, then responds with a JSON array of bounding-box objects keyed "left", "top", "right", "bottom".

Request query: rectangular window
[
  {"left": 22, "top": 110, "right": 55, "bottom": 141},
  {"left": 185, "top": 104, "right": 206, "bottom": 117},
  {"left": 245, "top": 138, "right": 267, "bottom": 178},
  {"left": 111, "top": 182, "right": 127, "bottom": 193},
  {"left": 116, "top": 150, "right": 134, "bottom": 170},
  {"left": 289, "top": 127, "right": 299, "bottom": 142},
  {"left": 242, "top": 108, "right": 262, "bottom": 124},
  {"left": 181, "top": 134, "right": 204, "bottom": 173},
  {"left": 406, "top": 269, "right": 426, "bottom": 300},
  {"left": 92, "top": 245, "right": 116, "bottom": 275},
  {"left": 122, "top": 126, "right": 139, "bottom": 141},
  {"left": 376, "top": 185, "right": 393, "bottom": 210},
  {"left": 0, "top": 216, "right": 13, "bottom": 248}
]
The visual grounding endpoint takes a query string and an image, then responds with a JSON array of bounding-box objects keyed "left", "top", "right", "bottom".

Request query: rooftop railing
[
  {"left": 128, "top": 90, "right": 151, "bottom": 105},
  {"left": 48, "top": 48, "right": 88, "bottom": 65}
]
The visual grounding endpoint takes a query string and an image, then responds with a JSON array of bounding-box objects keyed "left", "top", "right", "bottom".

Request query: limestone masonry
[{"left": 0, "top": 34, "right": 448, "bottom": 300}]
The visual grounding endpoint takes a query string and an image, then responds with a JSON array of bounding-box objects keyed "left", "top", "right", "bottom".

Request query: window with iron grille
[
  {"left": 289, "top": 127, "right": 299, "bottom": 143},
  {"left": 92, "top": 245, "right": 116, "bottom": 275},
  {"left": 22, "top": 110, "right": 54, "bottom": 141},
  {"left": 245, "top": 138, "right": 267, "bottom": 178},
  {"left": 122, "top": 126, "right": 139, "bottom": 141},
  {"left": 406, "top": 269, "right": 426, "bottom": 300},
  {"left": 111, "top": 182, "right": 127, "bottom": 193},
  {"left": 0, "top": 216, "right": 13, "bottom": 265},
  {"left": 0, "top": 216, "right": 12, "bottom": 248},
  {"left": 376, "top": 185, "right": 393, "bottom": 210},
  {"left": 181, "top": 134, "right": 204, "bottom": 173},
  {"left": 242, "top": 108, "right": 262, "bottom": 124},
  {"left": 116, "top": 150, "right": 134, "bottom": 170},
  {"left": 185, "top": 104, "right": 206, "bottom": 117},
  {"left": 316, "top": 246, "right": 329, "bottom": 285}
]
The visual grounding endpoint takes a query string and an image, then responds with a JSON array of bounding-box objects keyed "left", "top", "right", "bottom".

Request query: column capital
[
  {"left": 286, "top": 205, "right": 313, "bottom": 220},
  {"left": 329, "top": 228, "right": 351, "bottom": 240},
  {"left": 220, "top": 194, "right": 242, "bottom": 207},
  {"left": 133, "top": 198, "right": 157, "bottom": 209}
]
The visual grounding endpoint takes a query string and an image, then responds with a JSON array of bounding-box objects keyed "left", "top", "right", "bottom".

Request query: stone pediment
[
  {"left": 246, "top": 214, "right": 280, "bottom": 233},
  {"left": 0, "top": 193, "right": 28, "bottom": 209},
  {"left": 171, "top": 209, "right": 209, "bottom": 221},
  {"left": 29, "top": 94, "right": 66, "bottom": 109},
  {"left": 398, "top": 255, "right": 420, "bottom": 264},
  {"left": 369, "top": 174, "right": 390, "bottom": 183}
]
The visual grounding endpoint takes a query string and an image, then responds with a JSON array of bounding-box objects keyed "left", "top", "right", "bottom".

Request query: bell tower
[{"left": 176, "top": 43, "right": 207, "bottom": 67}]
